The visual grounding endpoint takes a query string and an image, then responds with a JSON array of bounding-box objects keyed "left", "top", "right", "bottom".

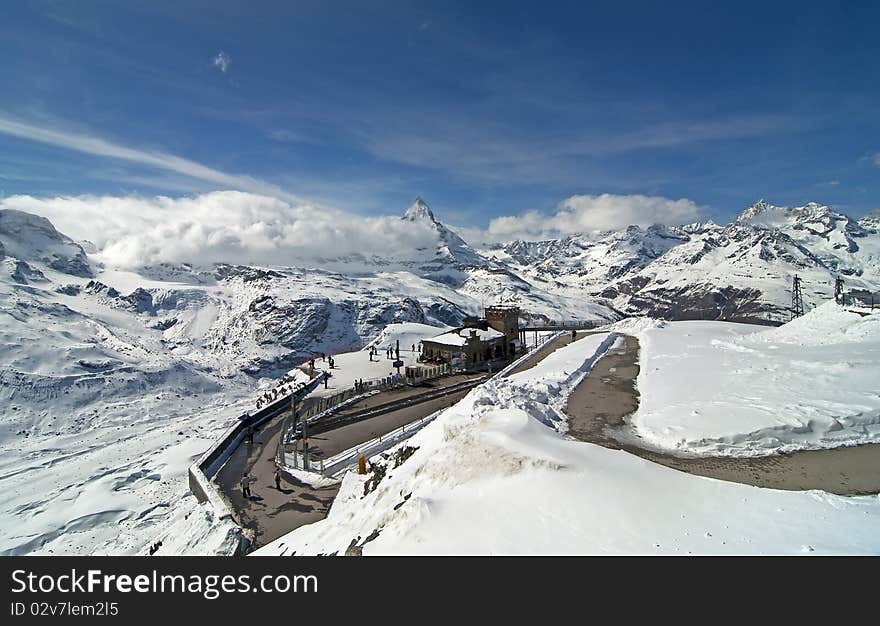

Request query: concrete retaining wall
[{"left": 188, "top": 375, "right": 323, "bottom": 515}]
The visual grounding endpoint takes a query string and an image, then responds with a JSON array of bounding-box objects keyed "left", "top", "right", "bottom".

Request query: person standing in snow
[
  {"left": 274, "top": 468, "right": 282, "bottom": 490},
  {"left": 241, "top": 473, "right": 252, "bottom": 499}
]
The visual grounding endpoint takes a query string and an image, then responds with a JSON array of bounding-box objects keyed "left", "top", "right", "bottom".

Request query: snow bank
[
  {"left": 629, "top": 303, "right": 880, "bottom": 456},
  {"left": 600, "top": 316, "right": 667, "bottom": 335},
  {"left": 745, "top": 302, "right": 880, "bottom": 347},
  {"left": 506, "top": 333, "right": 617, "bottom": 430},
  {"left": 255, "top": 333, "right": 880, "bottom": 555}
]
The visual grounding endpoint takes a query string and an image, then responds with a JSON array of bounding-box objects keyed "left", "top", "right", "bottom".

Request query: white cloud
[
  {"left": 212, "top": 51, "right": 231, "bottom": 73},
  {"left": 0, "top": 191, "right": 439, "bottom": 269},
  {"left": 0, "top": 114, "right": 301, "bottom": 203},
  {"left": 485, "top": 193, "right": 701, "bottom": 241},
  {"left": 874, "top": 152, "right": 880, "bottom": 167}
]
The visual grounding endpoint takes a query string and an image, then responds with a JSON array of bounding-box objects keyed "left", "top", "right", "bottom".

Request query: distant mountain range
[
  {"left": 1, "top": 194, "right": 878, "bottom": 409},
  {"left": 485, "top": 199, "right": 879, "bottom": 323}
]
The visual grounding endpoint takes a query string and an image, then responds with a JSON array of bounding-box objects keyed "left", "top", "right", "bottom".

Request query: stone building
[{"left": 420, "top": 306, "right": 520, "bottom": 368}]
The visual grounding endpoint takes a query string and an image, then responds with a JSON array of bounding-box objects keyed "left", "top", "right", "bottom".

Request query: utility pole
[
  {"left": 302, "top": 412, "right": 309, "bottom": 472},
  {"left": 791, "top": 274, "right": 805, "bottom": 320},
  {"left": 292, "top": 393, "right": 299, "bottom": 467},
  {"left": 834, "top": 275, "right": 845, "bottom": 305}
]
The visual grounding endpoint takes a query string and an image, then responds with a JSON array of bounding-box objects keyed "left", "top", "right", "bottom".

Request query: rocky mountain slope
[
  {"left": 0, "top": 198, "right": 620, "bottom": 475},
  {"left": 487, "top": 200, "right": 880, "bottom": 324}
]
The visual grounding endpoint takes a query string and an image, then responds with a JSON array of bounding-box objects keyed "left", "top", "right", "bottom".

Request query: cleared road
[{"left": 215, "top": 372, "right": 486, "bottom": 549}]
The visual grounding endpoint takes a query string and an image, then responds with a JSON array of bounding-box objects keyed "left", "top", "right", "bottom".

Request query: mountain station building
[{"left": 420, "top": 306, "right": 521, "bottom": 369}]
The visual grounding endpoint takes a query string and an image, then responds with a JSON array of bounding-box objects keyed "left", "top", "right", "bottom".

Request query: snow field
[{"left": 629, "top": 303, "right": 880, "bottom": 456}]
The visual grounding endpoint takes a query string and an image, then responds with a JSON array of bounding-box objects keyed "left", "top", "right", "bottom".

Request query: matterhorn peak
[{"left": 403, "top": 196, "right": 437, "bottom": 223}]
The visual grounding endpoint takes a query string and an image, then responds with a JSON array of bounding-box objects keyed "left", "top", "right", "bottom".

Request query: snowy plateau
[{"left": 1, "top": 196, "right": 879, "bottom": 555}]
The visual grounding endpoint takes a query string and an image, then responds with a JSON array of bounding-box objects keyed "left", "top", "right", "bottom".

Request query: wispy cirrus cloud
[
  {"left": 345, "top": 106, "right": 815, "bottom": 186},
  {"left": 0, "top": 114, "right": 301, "bottom": 203}
]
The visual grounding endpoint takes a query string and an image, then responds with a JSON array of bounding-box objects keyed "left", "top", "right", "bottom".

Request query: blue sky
[{"left": 1, "top": 0, "right": 879, "bottom": 231}]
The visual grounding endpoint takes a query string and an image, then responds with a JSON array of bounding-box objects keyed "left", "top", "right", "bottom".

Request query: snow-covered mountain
[
  {"left": 1, "top": 194, "right": 878, "bottom": 555},
  {"left": 0, "top": 199, "right": 617, "bottom": 555},
  {"left": 860, "top": 209, "right": 880, "bottom": 232},
  {"left": 402, "top": 196, "right": 486, "bottom": 271},
  {"left": 490, "top": 224, "right": 688, "bottom": 289},
  {"left": 1, "top": 209, "right": 92, "bottom": 280},
  {"left": 487, "top": 200, "right": 880, "bottom": 324}
]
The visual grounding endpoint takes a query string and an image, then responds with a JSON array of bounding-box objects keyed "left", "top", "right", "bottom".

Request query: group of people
[
  {"left": 368, "top": 344, "right": 412, "bottom": 362},
  {"left": 255, "top": 378, "right": 309, "bottom": 410},
  {"left": 308, "top": 352, "right": 335, "bottom": 373},
  {"left": 240, "top": 468, "right": 285, "bottom": 500}
]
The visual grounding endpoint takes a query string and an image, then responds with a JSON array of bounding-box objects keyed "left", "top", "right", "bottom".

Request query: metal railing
[
  {"left": 519, "top": 319, "right": 602, "bottom": 331},
  {"left": 294, "top": 411, "right": 442, "bottom": 478},
  {"left": 275, "top": 371, "right": 413, "bottom": 469}
]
